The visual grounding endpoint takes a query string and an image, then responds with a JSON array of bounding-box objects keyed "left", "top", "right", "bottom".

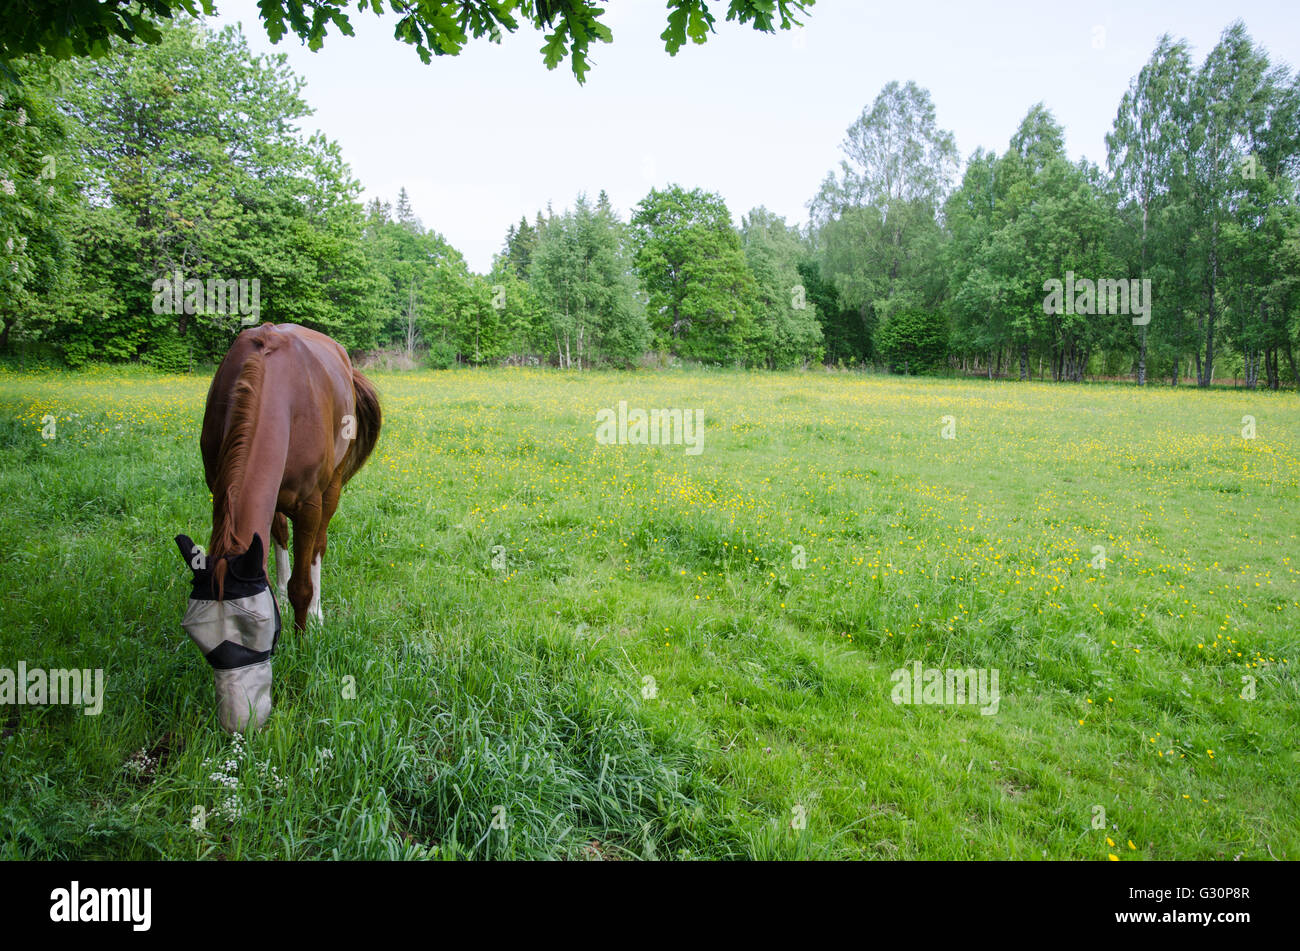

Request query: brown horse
[{"left": 175, "top": 323, "right": 381, "bottom": 730}]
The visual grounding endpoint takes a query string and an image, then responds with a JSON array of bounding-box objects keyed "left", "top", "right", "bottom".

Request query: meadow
[{"left": 0, "top": 366, "right": 1297, "bottom": 860}]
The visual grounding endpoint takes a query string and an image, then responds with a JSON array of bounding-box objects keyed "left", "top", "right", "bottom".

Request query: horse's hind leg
[
  {"left": 271, "top": 512, "right": 290, "bottom": 603},
  {"left": 287, "top": 495, "right": 322, "bottom": 632},
  {"left": 309, "top": 472, "right": 344, "bottom": 623}
]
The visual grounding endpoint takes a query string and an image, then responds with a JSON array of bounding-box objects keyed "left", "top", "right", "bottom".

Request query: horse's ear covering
[
  {"left": 235, "top": 532, "right": 265, "bottom": 579},
  {"left": 176, "top": 534, "right": 196, "bottom": 568}
]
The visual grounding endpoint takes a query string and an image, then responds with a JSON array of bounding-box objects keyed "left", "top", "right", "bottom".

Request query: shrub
[
  {"left": 140, "top": 331, "right": 194, "bottom": 373},
  {"left": 874, "top": 308, "right": 949, "bottom": 374},
  {"left": 423, "top": 340, "right": 458, "bottom": 370}
]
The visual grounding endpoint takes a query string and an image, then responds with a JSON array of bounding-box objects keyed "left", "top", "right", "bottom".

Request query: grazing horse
[{"left": 175, "top": 323, "right": 381, "bottom": 731}]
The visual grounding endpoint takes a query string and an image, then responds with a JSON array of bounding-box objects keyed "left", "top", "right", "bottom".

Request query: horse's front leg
[{"left": 287, "top": 495, "right": 322, "bottom": 632}]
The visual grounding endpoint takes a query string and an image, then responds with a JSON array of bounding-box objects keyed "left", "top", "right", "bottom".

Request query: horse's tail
[{"left": 341, "top": 366, "right": 381, "bottom": 485}]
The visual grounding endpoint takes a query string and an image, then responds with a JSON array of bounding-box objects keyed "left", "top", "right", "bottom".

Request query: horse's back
[{"left": 201, "top": 324, "right": 355, "bottom": 492}]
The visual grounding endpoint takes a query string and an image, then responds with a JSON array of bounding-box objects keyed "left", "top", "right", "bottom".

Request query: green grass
[{"left": 1, "top": 366, "right": 1297, "bottom": 860}]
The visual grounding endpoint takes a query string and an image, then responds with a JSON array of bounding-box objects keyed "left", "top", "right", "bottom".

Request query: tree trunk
[
  {"left": 1137, "top": 202, "right": 1148, "bottom": 386},
  {"left": 405, "top": 282, "right": 417, "bottom": 357},
  {"left": 1137, "top": 327, "right": 1147, "bottom": 386},
  {"left": 1200, "top": 234, "right": 1218, "bottom": 387},
  {"left": 1019, "top": 344, "right": 1029, "bottom": 381}
]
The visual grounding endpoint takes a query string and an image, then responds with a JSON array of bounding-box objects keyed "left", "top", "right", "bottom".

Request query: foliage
[
  {"left": 2, "top": 17, "right": 1300, "bottom": 388},
  {"left": 873, "top": 307, "right": 948, "bottom": 374},
  {"left": 364, "top": 190, "right": 472, "bottom": 358},
  {"left": 529, "top": 192, "right": 649, "bottom": 368},
  {"left": 629, "top": 185, "right": 756, "bottom": 365},
  {"left": 811, "top": 81, "right": 957, "bottom": 330},
  {"left": 0, "top": 0, "right": 815, "bottom": 83},
  {"left": 739, "top": 207, "right": 823, "bottom": 368}
]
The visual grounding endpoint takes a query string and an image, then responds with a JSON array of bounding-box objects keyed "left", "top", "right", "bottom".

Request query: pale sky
[{"left": 210, "top": 0, "right": 1300, "bottom": 272}]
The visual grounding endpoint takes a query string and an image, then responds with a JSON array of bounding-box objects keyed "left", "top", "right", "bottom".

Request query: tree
[
  {"left": 1, "top": 0, "right": 814, "bottom": 82},
  {"left": 451, "top": 273, "right": 509, "bottom": 364},
  {"left": 1270, "top": 210, "right": 1300, "bottom": 386},
  {"left": 874, "top": 308, "right": 947, "bottom": 374},
  {"left": 363, "top": 189, "right": 471, "bottom": 358},
  {"left": 486, "top": 257, "right": 545, "bottom": 364},
  {"left": 394, "top": 187, "right": 420, "bottom": 230},
  {"left": 942, "top": 148, "right": 1003, "bottom": 374},
  {"left": 795, "top": 258, "right": 866, "bottom": 364},
  {"left": 0, "top": 58, "right": 79, "bottom": 356},
  {"left": 943, "top": 107, "right": 1121, "bottom": 382},
  {"left": 249, "top": 132, "right": 383, "bottom": 351},
  {"left": 740, "top": 207, "right": 822, "bottom": 368},
  {"left": 812, "top": 80, "right": 959, "bottom": 224},
  {"left": 1184, "top": 22, "right": 1272, "bottom": 387},
  {"left": 1106, "top": 35, "right": 1194, "bottom": 385},
  {"left": 811, "top": 82, "right": 958, "bottom": 352},
  {"left": 530, "top": 193, "right": 647, "bottom": 368},
  {"left": 7, "top": 18, "right": 383, "bottom": 363},
  {"left": 1220, "top": 63, "right": 1300, "bottom": 389},
  {"left": 629, "top": 185, "right": 755, "bottom": 364},
  {"left": 501, "top": 214, "right": 539, "bottom": 280}
]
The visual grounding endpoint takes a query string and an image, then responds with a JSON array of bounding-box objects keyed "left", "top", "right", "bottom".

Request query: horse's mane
[{"left": 208, "top": 346, "right": 266, "bottom": 600}]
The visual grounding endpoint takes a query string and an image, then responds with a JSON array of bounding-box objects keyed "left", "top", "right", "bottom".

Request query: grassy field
[{"left": 1, "top": 365, "right": 1297, "bottom": 860}]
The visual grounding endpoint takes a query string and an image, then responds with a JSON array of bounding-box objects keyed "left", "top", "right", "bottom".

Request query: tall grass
[{"left": 0, "top": 367, "right": 1296, "bottom": 859}]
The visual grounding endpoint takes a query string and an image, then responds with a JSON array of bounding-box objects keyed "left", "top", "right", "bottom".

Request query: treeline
[
  {"left": 2, "top": 18, "right": 1298, "bottom": 387},
  {"left": 806, "top": 22, "right": 1300, "bottom": 389}
]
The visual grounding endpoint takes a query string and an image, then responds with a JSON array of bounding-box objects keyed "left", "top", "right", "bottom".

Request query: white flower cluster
[
  {"left": 257, "top": 759, "right": 286, "bottom": 791},
  {"left": 198, "top": 731, "right": 285, "bottom": 824},
  {"left": 122, "top": 747, "right": 158, "bottom": 778},
  {"left": 0, "top": 179, "right": 15, "bottom": 197},
  {"left": 307, "top": 746, "right": 334, "bottom": 780}
]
